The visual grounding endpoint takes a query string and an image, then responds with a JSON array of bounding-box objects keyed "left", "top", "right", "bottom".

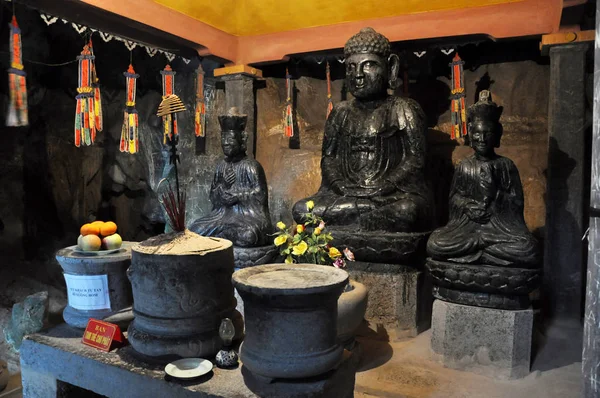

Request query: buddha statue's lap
[
  {"left": 189, "top": 108, "right": 272, "bottom": 248},
  {"left": 292, "top": 28, "right": 433, "bottom": 240},
  {"left": 425, "top": 91, "right": 540, "bottom": 309}
]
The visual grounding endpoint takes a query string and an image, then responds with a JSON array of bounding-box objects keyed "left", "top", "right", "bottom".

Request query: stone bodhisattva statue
[
  {"left": 292, "top": 27, "right": 433, "bottom": 263},
  {"left": 426, "top": 91, "right": 540, "bottom": 310},
  {"left": 190, "top": 109, "right": 272, "bottom": 250}
]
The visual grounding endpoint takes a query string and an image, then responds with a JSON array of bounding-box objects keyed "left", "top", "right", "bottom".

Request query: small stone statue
[
  {"left": 190, "top": 108, "right": 272, "bottom": 247},
  {"left": 426, "top": 91, "right": 540, "bottom": 310},
  {"left": 292, "top": 27, "right": 433, "bottom": 262},
  {"left": 215, "top": 318, "right": 238, "bottom": 368}
]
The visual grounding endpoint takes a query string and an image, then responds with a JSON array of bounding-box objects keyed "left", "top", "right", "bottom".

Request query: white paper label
[{"left": 64, "top": 274, "right": 111, "bottom": 311}]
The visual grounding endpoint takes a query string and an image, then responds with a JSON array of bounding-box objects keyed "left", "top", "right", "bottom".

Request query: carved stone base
[
  {"left": 233, "top": 245, "right": 278, "bottom": 269},
  {"left": 431, "top": 300, "right": 533, "bottom": 380},
  {"left": 426, "top": 259, "right": 540, "bottom": 310},
  {"left": 345, "top": 261, "right": 432, "bottom": 338},
  {"left": 330, "top": 228, "right": 430, "bottom": 264}
]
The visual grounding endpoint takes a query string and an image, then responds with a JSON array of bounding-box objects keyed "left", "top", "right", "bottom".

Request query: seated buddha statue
[
  {"left": 292, "top": 28, "right": 433, "bottom": 241},
  {"left": 426, "top": 91, "right": 540, "bottom": 309},
  {"left": 190, "top": 108, "right": 272, "bottom": 248}
]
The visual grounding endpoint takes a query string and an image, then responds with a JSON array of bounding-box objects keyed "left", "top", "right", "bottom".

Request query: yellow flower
[
  {"left": 296, "top": 224, "right": 305, "bottom": 234},
  {"left": 274, "top": 235, "right": 288, "bottom": 247},
  {"left": 314, "top": 227, "right": 322, "bottom": 236},
  {"left": 292, "top": 241, "right": 308, "bottom": 256},
  {"left": 276, "top": 221, "right": 286, "bottom": 230},
  {"left": 285, "top": 255, "right": 293, "bottom": 264},
  {"left": 328, "top": 247, "right": 342, "bottom": 259},
  {"left": 306, "top": 200, "right": 315, "bottom": 211}
]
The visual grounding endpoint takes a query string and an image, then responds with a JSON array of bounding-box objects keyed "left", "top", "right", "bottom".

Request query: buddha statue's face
[
  {"left": 469, "top": 119, "right": 500, "bottom": 157},
  {"left": 221, "top": 130, "right": 243, "bottom": 158},
  {"left": 345, "top": 53, "right": 388, "bottom": 101}
]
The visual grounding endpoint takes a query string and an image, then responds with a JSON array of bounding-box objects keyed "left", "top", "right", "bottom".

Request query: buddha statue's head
[
  {"left": 344, "top": 27, "right": 399, "bottom": 101},
  {"left": 218, "top": 107, "right": 248, "bottom": 159},
  {"left": 467, "top": 90, "right": 503, "bottom": 157}
]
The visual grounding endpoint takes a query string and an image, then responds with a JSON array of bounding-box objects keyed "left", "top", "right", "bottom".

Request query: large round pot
[
  {"left": 56, "top": 242, "right": 135, "bottom": 329},
  {"left": 233, "top": 263, "right": 348, "bottom": 379},
  {"left": 337, "top": 280, "right": 368, "bottom": 345},
  {"left": 127, "top": 231, "right": 237, "bottom": 359}
]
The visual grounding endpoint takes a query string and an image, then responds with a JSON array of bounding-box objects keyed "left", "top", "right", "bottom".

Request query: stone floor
[{"left": 354, "top": 323, "right": 582, "bottom": 398}]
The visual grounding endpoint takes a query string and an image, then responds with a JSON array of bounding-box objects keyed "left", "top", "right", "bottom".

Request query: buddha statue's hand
[
  {"left": 331, "top": 180, "right": 352, "bottom": 196},
  {"left": 464, "top": 201, "right": 490, "bottom": 224},
  {"left": 221, "top": 189, "right": 239, "bottom": 206}
]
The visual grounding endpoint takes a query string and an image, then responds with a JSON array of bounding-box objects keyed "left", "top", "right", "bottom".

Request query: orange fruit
[
  {"left": 100, "top": 221, "right": 117, "bottom": 237},
  {"left": 80, "top": 223, "right": 101, "bottom": 236},
  {"left": 91, "top": 221, "right": 105, "bottom": 226}
]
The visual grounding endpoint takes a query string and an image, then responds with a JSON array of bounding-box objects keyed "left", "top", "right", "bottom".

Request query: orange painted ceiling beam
[{"left": 81, "top": 0, "right": 563, "bottom": 65}]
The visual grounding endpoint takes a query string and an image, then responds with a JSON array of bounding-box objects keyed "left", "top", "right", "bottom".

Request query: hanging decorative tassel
[
  {"left": 161, "top": 65, "right": 177, "bottom": 144},
  {"left": 120, "top": 64, "right": 139, "bottom": 154},
  {"left": 326, "top": 61, "right": 333, "bottom": 119},
  {"left": 194, "top": 65, "right": 206, "bottom": 137},
  {"left": 74, "top": 44, "right": 96, "bottom": 147},
  {"left": 283, "top": 68, "right": 294, "bottom": 138},
  {"left": 89, "top": 38, "right": 103, "bottom": 132},
  {"left": 450, "top": 53, "right": 467, "bottom": 140},
  {"left": 7, "top": 15, "right": 28, "bottom": 127}
]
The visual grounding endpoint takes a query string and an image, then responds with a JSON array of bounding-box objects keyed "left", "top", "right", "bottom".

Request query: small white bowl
[{"left": 164, "top": 358, "right": 213, "bottom": 379}]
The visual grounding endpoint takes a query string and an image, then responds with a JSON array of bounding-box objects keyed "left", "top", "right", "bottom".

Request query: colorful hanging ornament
[
  {"left": 7, "top": 15, "right": 28, "bottom": 127},
  {"left": 195, "top": 65, "right": 206, "bottom": 137},
  {"left": 283, "top": 68, "right": 294, "bottom": 138},
  {"left": 161, "top": 65, "right": 178, "bottom": 144},
  {"left": 450, "top": 53, "right": 467, "bottom": 139},
  {"left": 326, "top": 61, "right": 333, "bottom": 119},
  {"left": 88, "top": 39, "right": 103, "bottom": 133},
  {"left": 120, "top": 64, "right": 139, "bottom": 154},
  {"left": 74, "top": 44, "right": 96, "bottom": 146}
]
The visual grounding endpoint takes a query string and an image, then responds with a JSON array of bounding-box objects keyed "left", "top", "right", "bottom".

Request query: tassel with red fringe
[
  {"left": 283, "top": 68, "right": 294, "bottom": 138},
  {"left": 195, "top": 65, "right": 206, "bottom": 137},
  {"left": 7, "top": 15, "right": 28, "bottom": 127},
  {"left": 120, "top": 64, "right": 139, "bottom": 154},
  {"left": 326, "top": 61, "right": 333, "bottom": 119},
  {"left": 161, "top": 65, "right": 178, "bottom": 144},
  {"left": 450, "top": 53, "right": 467, "bottom": 140},
  {"left": 74, "top": 45, "right": 95, "bottom": 147},
  {"left": 89, "top": 38, "right": 103, "bottom": 132}
]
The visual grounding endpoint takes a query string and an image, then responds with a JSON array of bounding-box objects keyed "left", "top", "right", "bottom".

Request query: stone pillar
[
  {"left": 221, "top": 73, "right": 258, "bottom": 159},
  {"left": 544, "top": 43, "right": 589, "bottom": 323},
  {"left": 583, "top": 4, "right": 600, "bottom": 395}
]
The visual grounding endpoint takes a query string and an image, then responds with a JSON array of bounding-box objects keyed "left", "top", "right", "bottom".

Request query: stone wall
[
  {"left": 0, "top": 7, "right": 222, "bottom": 285},
  {"left": 256, "top": 57, "right": 549, "bottom": 238}
]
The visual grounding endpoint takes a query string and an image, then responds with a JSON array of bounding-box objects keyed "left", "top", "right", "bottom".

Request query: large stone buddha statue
[
  {"left": 190, "top": 108, "right": 272, "bottom": 249},
  {"left": 426, "top": 91, "right": 540, "bottom": 310},
  {"left": 292, "top": 27, "right": 433, "bottom": 263}
]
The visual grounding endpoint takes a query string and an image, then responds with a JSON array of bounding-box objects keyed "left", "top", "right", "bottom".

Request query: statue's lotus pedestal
[
  {"left": 127, "top": 231, "right": 241, "bottom": 360},
  {"left": 426, "top": 259, "right": 541, "bottom": 310},
  {"left": 56, "top": 242, "right": 135, "bottom": 329},
  {"left": 233, "top": 263, "right": 348, "bottom": 379},
  {"left": 333, "top": 229, "right": 433, "bottom": 339},
  {"left": 431, "top": 299, "right": 534, "bottom": 380}
]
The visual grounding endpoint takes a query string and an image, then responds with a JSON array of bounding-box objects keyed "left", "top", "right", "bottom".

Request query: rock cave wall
[{"left": 0, "top": 5, "right": 551, "bottom": 290}]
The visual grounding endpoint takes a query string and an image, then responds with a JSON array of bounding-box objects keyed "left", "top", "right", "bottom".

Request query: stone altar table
[{"left": 20, "top": 324, "right": 358, "bottom": 398}]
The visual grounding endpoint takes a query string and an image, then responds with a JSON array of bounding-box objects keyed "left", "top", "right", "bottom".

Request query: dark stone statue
[
  {"left": 292, "top": 27, "right": 433, "bottom": 263},
  {"left": 190, "top": 108, "right": 272, "bottom": 248},
  {"left": 426, "top": 91, "right": 540, "bottom": 310}
]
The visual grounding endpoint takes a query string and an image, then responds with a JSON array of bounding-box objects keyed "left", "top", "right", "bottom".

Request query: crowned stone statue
[
  {"left": 292, "top": 27, "right": 433, "bottom": 263},
  {"left": 426, "top": 91, "right": 540, "bottom": 310},
  {"left": 190, "top": 108, "right": 273, "bottom": 249}
]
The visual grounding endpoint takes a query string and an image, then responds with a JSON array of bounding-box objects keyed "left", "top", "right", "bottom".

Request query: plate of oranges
[{"left": 74, "top": 221, "right": 123, "bottom": 255}]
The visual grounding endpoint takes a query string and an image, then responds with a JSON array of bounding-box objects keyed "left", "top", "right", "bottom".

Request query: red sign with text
[{"left": 82, "top": 319, "right": 125, "bottom": 352}]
